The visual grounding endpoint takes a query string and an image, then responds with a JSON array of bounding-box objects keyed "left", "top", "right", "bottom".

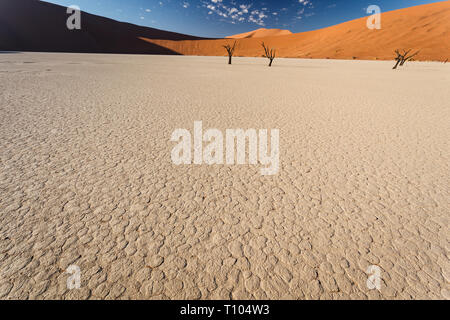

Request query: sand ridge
[
  {"left": 0, "top": 53, "right": 449, "bottom": 300},
  {"left": 226, "top": 28, "right": 293, "bottom": 39}
]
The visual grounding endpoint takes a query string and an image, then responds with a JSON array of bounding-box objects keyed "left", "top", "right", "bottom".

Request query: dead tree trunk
[
  {"left": 393, "top": 49, "right": 420, "bottom": 69},
  {"left": 223, "top": 41, "right": 237, "bottom": 65},
  {"left": 393, "top": 50, "right": 402, "bottom": 69},
  {"left": 262, "top": 42, "right": 276, "bottom": 67}
]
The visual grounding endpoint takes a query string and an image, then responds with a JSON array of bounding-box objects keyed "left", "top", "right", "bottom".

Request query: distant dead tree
[
  {"left": 261, "top": 42, "right": 276, "bottom": 67},
  {"left": 223, "top": 41, "right": 237, "bottom": 65},
  {"left": 393, "top": 49, "right": 420, "bottom": 69}
]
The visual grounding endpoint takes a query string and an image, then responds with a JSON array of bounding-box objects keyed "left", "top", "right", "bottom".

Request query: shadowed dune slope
[
  {"left": 146, "top": 1, "right": 450, "bottom": 61},
  {"left": 226, "top": 28, "right": 293, "bottom": 39},
  {"left": 0, "top": 0, "right": 206, "bottom": 54}
]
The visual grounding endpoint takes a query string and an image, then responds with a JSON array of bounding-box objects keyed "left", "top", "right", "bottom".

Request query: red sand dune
[
  {"left": 145, "top": 1, "right": 450, "bottom": 61},
  {"left": 0, "top": 0, "right": 206, "bottom": 54},
  {"left": 226, "top": 28, "right": 293, "bottom": 39},
  {"left": 1, "top": 0, "right": 449, "bottom": 61}
]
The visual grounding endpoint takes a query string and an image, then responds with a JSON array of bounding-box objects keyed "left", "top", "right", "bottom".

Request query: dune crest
[{"left": 226, "top": 28, "right": 293, "bottom": 39}]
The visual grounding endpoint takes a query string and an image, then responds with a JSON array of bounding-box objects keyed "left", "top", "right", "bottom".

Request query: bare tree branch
[{"left": 401, "top": 50, "right": 419, "bottom": 66}]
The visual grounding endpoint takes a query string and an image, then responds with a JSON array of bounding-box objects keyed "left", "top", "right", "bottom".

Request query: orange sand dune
[
  {"left": 226, "top": 28, "right": 293, "bottom": 39},
  {"left": 145, "top": 1, "right": 450, "bottom": 61}
]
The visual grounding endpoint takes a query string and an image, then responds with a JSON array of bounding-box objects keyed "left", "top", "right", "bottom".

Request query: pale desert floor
[{"left": 0, "top": 53, "right": 449, "bottom": 300}]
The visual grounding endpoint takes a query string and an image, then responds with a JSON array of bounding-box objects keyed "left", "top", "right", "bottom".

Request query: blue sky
[{"left": 43, "top": 0, "right": 443, "bottom": 37}]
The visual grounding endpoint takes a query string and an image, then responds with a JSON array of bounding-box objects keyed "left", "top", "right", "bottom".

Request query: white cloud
[
  {"left": 296, "top": 0, "right": 314, "bottom": 20},
  {"left": 200, "top": 0, "right": 314, "bottom": 26},
  {"left": 203, "top": 1, "right": 271, "bottom": 26}
]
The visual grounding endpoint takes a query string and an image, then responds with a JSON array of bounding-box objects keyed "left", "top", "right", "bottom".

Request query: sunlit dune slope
[{"left": 145, "top": 1, "right": 450, "bottom": 61}]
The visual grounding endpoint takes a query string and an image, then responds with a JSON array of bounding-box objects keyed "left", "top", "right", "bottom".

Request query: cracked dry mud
[{"left": 0, "top": 53, "right": 449, "bottom": 300}]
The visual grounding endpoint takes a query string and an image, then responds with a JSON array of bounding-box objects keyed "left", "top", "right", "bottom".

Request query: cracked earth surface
[{"left": 0, "top": 53, "right": 449, "bottom": 299}]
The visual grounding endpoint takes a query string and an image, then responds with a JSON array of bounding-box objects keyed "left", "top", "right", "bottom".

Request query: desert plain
[{"left": 0, "top": 52, "right": 449, "bottom": 299}]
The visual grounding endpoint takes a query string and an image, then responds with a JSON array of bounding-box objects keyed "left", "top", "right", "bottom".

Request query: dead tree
[
  {"left": 393, "top": 49, "right": 420, "bottom": 69},
  {"left": 261, "top": 42, "right": 276, "bottom": 67},
  {"left": 223, "top": 41, "right": 237, "bottom": 65},
  {"left": 444, "top": 59, "right": 448, "bottom": 64}
]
